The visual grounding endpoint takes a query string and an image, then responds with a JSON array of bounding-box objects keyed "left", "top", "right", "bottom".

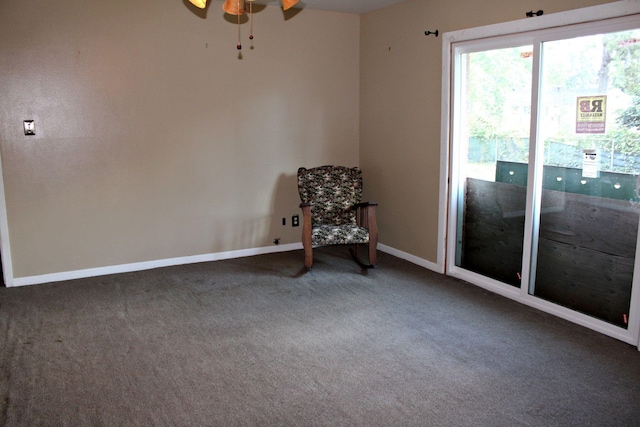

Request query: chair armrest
[
  {"left": 355, "top": 201, "right": 378, "bottom": 208},
  {"left": 355, "top": 202, "right": 378, "bottom": 233}
]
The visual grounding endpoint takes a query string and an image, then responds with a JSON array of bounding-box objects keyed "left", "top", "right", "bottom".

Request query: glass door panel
[
  {"left": 454, "top": 46, "right": 533, "bottom": 287},
  {"left": 531, "top": 30, "right": 640, "bottom": 328}
]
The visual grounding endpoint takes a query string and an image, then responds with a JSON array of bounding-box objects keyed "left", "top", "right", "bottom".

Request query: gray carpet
[{"left": 1, "top": 247, "right": 639, "bottom": 426}]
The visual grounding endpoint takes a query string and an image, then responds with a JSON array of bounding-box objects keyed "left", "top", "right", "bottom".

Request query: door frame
[
  {"left": 439, "top": 1, "right": 640, "bottom": 347},
  {"left": 0, "top": 146, "right": 14, "bottom": 287}
]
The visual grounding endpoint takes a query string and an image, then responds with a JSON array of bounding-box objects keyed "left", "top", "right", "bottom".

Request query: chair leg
[
  {"left": 368, "top": 242, "right": 377, "bottom": 267},
  {"left": 303, "top": 241, "right": 313, "bottom": 269},
  {"left": 349, "top": 244, "right": 375, "bottom": 269},
  {"left": 300, "top": 205, "right": 313, "bottom": 269}
]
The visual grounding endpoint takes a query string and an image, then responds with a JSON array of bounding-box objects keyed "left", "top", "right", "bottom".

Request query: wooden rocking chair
[{"left": 297, "top": 165, "right": 378, "bottom": 270}]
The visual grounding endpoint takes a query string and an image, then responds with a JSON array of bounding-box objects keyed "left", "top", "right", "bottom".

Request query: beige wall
[
  {"left": 359, "top": 0, "right": 618, "bottom": 264},
  {"left": 0, "top": 0, "right": 622, "bottom": 281},
  {"left": 0, "top": 0, "right": 359, "bottom": 278}
]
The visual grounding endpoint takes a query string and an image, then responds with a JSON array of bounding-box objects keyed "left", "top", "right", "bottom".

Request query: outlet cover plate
[{"left": 23, "top": 120, "right": 35, "bottom": 135}]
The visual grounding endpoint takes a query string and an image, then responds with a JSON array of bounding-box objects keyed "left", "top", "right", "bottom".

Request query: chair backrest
[{"left": 298, "top": 166, "right": 363, "bottom": 226}]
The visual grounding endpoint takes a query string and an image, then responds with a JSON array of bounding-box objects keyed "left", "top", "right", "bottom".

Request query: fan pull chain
[
  {"left": 236, "top": 0, "right": 242, "bottom": 50},
  {"left": 249, "top": 1, "right": 254, "bottom": 40}
]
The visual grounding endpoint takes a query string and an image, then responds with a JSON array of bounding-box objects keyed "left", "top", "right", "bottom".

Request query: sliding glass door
[
  {"left": 531, "top": 29, "right": 640, "bottom": 328},
  {"left": 451, "top": 44, "right": 533, "bottom": 288},
  {"left": 447, "top": 14, "right": 640, "bottom": 344}
]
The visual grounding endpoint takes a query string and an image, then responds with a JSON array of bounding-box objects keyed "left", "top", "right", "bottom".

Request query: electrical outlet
[
  {"left": 292, "top": 215, "right": 299, "bottom": 227},
  {"left": 23, "top": 120, "right": 35, "bottom": 135}
]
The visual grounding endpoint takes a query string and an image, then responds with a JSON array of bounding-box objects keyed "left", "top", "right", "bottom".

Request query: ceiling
[{"left": 261, "top": 0, "right": 408, "bottom": 15}]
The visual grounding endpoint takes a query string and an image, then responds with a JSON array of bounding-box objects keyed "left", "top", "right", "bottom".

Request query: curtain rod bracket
[{"left": 424, "top": 30, "right": 439, "bottom": 37}]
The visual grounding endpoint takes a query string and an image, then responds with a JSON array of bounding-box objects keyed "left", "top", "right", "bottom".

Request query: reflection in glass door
[
  {"left": 448, "top": 14, "right": 640, "bottom": 344},
  {"left": 531, "top": 30, "right": 640, "bottom": 328},
  {"left": 453, "top": 45, "right": 533, "bottom": 287}
]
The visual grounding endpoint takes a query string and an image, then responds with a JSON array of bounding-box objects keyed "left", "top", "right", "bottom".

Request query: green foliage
[
  {"left": 467, "top": 29, "right": 640, "bottom": 171},
  {"left": 605, "top": 32, "right": 640, "bottom": 96},
  {"left": 467, "top": 46, "right": 532, "bottom": 140},
  {"left": 606, "top": 31, "right": 640, "bottom": 137},
  {"left": 618, "top": 96, "right": 640, "bottom": 130}
]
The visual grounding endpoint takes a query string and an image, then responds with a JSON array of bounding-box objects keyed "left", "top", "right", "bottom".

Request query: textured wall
[
  {"left": 0, "top": 0, "right": 360, "bottom": 278},
  {"left": 0, "top": 0, "right": 620, "bottom": 281},
  {"left": 359, "top": 0, "right": 618, "bottom": 265}
]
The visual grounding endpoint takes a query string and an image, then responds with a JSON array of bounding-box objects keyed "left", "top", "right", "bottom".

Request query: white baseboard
[
  {"left": 378, "top": 244, "right": 443, "bottom": 274},
  {"left": 9, "top": 243, "right": 303, "bottom": 287},
  {"left": 9, "top": 242, "right": 440, "bottom": 287}
]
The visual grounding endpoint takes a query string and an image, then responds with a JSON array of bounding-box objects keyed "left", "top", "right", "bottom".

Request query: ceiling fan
[{"left": 188, "top": 0, "right": 299, "bottom": 49}]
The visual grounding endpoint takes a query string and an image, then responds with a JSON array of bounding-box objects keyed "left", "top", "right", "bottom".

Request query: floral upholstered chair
[{"left": 297, "top": 165, "right": 378, "bottom": 269}]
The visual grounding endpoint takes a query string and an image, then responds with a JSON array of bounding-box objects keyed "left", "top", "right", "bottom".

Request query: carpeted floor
[{"left": 1, "top": 246, "right": 639, "bottom": 426}]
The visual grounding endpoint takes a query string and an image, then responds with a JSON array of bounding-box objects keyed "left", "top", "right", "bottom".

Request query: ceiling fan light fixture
[
  {"left": 206, "top": 0, "right": 299, "bottom": 49},
  {"left": 281, "top": 0, "right": 299, "bottom": 10},
  {"left": 188, "top": 0, "right": 208, "bottom": 9},
  {"left": 222, "top": 0, "right": 247, "bottom": 15}
]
